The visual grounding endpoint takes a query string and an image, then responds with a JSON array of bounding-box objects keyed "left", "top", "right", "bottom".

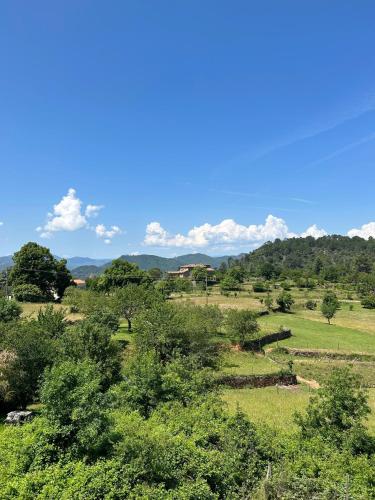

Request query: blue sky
[{"left": 1, "top": 0, "right": 375, "bottom": 257}]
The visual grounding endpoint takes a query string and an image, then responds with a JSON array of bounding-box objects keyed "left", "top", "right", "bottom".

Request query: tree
[
  {"left": 191, "top": 265, "right": 209, "bottom": 282},
  {"left": 54, "top": 259, "right": 73, "bottom": 300},
  {"left": 264, "top": 294, "right": 273, "bottom": 311},
  {"left": 9, "top": 242, "right": 72, "bottom": 301},
  {"left": 0, "top": 297, "right": 21, "bottom": 322},
  {"left": 36, "top": 304, "right": 67, "bottom": 338},
  {"left": 225, "top": 309, "right": 260, "bottom": 347},
  {"left": 0, "top": 321, "right": 57, "bottom": 407},
  {"left": 276, "top": 291, "right": 294, "bottom": 312},
  {"left": 114, "top": 284, "right": 156, "bottom": 332},
  {"left": 40, "top": 360, "right": 111, "bottom": 459},
  {"left": 61, "top": 318, "right": 121, "bottom": 387},
  {"left": 96, "top": 259, "right": 148, "bottom": 291},
  {"left": 295, "top": 367, "right": 371, "bottom": 451},
  {"left": 321, "top": 290, "right": 340, "bottom": 324},
  {"left": 220, "top": 275, "right": 241, "bottom": 292},
  {"left": 148, "top": 267, "right": 163, "bottom": 279}
]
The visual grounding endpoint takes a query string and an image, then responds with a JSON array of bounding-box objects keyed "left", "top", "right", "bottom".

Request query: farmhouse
[
  {"left": 167, "top": 263, "right": 215, "bottom": 279},
  {"left": 73, "top": 279, "right": 86, "bottom": 288}
]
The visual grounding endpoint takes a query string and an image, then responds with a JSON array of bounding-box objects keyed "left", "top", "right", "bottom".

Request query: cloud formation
[
  {"left": 95, "top": 224, "right": 122, "bottom": 244},
  {"left": 300, "top": 224, "right": 328, "bottom": 238},
  {"left": 347, "top": 221, "right": 375, "bottom": 239},
  {"left": 37, "top": 188, "right": 120, "bottom": 243},
  {"left": 144, "top": 215, "right": 327, "bottom": 249}
]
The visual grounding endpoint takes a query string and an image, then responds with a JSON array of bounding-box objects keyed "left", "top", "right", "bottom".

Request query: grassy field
[
  {"left": 20, "top": 302, "right": 82, "bottom": 321},
  {"left": 222, "top": 386, "right": 375, "bottom": 435},
  {"left": 259, "top": 313, "right": 375, "bottom": 354},
  {"left": 220, "top": 351, "right": 281, "bottom": 376}
]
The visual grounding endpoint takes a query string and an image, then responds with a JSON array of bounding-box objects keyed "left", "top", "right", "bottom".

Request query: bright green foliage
[
  {"left": 220, "top": 275, "right": 241, "bottom": 292},
  {"left": 0, "top": 321, "right": 57, "bottom": 407},
  {"left": 9, "top": 242, "right": 72, "bottom": 300},
  {"left": 96, "top": 258, "right": 149, "bottom": 291},
  {"left": 321, "top": 290, "right": 340, "bottom": 324},
  {"left": 120, "top": 351, "right": 215, "bottom": 416},
  {"left": 114, "top": 284, "right": 161, "bottom": 331},
  {"left": 225, "top": 309, "right": 259, "bottom": 347},
  {"left": 295, "top": 367, "right": 372, "bottom": 451},
  {"left": 61, "top": 318, "right": 121, "bottom": 388},
  {"left": 276, "top": 291, "right": 294, "bottom": 312},
  {"left": 39, "top": 360, "right": 112, "bottom": 460},
  {"left": 0, "top": 297, "right": 21, "bottom": 322},
  {"left": 264, "top": 436, "right": 375, "bottom": 499},
  {"left": 135, "top": 302, "right": 220, "bottom": 366},
  {"left": 85, "top": 308, "right": 120, "bottom": 333},
  {"left": 264, "top": 294, "right": 273, "bottom": 311},
  {"left": 37, "top": 304, "right": 67, "bottom": 338}
]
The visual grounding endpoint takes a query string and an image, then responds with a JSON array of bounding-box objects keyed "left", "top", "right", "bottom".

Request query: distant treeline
[{"left": 230, "top": 235, "right": 375, "bottom": 282}]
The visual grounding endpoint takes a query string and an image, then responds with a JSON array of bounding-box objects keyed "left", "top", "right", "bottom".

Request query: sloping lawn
[{"left": 259, "top": 313, "right": 375, "bottom": 354}]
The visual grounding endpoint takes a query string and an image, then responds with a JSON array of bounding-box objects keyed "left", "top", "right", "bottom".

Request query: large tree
[
  {"left": 96, "top": 258, "right": 148, "bottom": 291},
  {"left": 9, "top": 242, "right": 72, "bottom": 300}
]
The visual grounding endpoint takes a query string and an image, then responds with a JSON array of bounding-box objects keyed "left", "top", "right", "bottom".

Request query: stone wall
[
  {"left": 218, "top": 373, "right": 297, "bottom": 389},
  {"left": 244, "top": 329, "right": 292, "bottom": 351}
]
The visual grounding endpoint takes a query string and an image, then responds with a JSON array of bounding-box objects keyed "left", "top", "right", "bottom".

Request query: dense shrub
[
  {"left": 305, "top": 299, "right": 317, "bottom": 310},
  {"left": 0, "top": 297, "right": 22, "bottom": 322},
  {"left": 13, "top": 284, "right": 47, "bottom": 302},
  {"left": 361, "top": 294, "right": 375, "bottom": 309},
  {"left": 253, "top": 282, "right": 268, "bottom": 293}
]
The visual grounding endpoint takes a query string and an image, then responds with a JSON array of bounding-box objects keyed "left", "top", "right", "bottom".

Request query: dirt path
[{"left": 297, "top": 375, "right": 320, "bottom": 389}]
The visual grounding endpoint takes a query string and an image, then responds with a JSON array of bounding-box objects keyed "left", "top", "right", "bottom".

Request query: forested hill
[
  {"left": 234, "top": 235, "right": 375, "bottom": 280},
  {"left": 72, "top": 253, "right": 231, "bottom": 278}
]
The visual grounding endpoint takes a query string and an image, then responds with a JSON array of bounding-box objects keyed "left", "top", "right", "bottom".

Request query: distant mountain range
[
  {"left": 0, "top": 252, "right": 233, "bottom": 278},
  {"left": 71, "top": 253, "right": 232, "bottom": 278}
]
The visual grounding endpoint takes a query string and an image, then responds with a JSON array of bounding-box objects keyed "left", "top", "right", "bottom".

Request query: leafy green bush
[
  {"left": 276, "top": 291, "right": 294, "bottom": 312},
  {"left": 13, "top": 284, "right": 47, "bottom": 302},
  {"left": 361, "top": 294, "right": 375, "bottom": 309},
  {"left": 253, "top": 282, "right": 268, "bottom": 293},
  {"left": 0, "top": 297, "right": 22, "bottom": 322},
  {"left": 305, "top": 299, "right": 317, "bottom": 310}
]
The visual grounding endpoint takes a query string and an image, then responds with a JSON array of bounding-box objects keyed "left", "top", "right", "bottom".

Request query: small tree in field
[
  {"left": 264, "top": 294, "right": 273, "bottom": 311},
  {"left": 276, "top": 291, "right": 294, "bottom": 312},
  {"left": 226, "top": 309, "right": 259, "bottom": 348},
  {"left": 321, "top": 290, "right": 340, "bottom": 324},
  {"left": 295, "top": 367, "right": 371, "bottom": 450}
]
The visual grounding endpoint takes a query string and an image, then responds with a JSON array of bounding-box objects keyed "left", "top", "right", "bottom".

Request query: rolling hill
[{"left": 71, "top": 253, "right": 232, "bottom": 278}]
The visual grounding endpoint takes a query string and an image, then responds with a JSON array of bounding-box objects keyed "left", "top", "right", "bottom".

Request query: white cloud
[
  {"left": 144, "top": 215, "right": 324, "bottom": 249},
  {"left": 37, "top": 188, "right": 87, "bottom": 238},
  {"left": 37, "top": 189, "right": 120, "bottom": 242},
  {"left": 0, "top": 222, "right": 3, "bottom": 227},
  {"left": 300, "top": 224, "right": 327, "bottom": 238},
  {"left": 348, "top": 221, "right": 375, "bottom": 239},
  {"left": 85, "top": 204, "right": 103, "bottom": 218},
  {"left": 95, "top": 224, "right": 121, "bottom": 244}
]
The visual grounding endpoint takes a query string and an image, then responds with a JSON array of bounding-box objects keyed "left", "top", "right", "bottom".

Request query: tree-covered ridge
[{"left": 234, "top": 235, "right": 375, "bottom": 281}]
